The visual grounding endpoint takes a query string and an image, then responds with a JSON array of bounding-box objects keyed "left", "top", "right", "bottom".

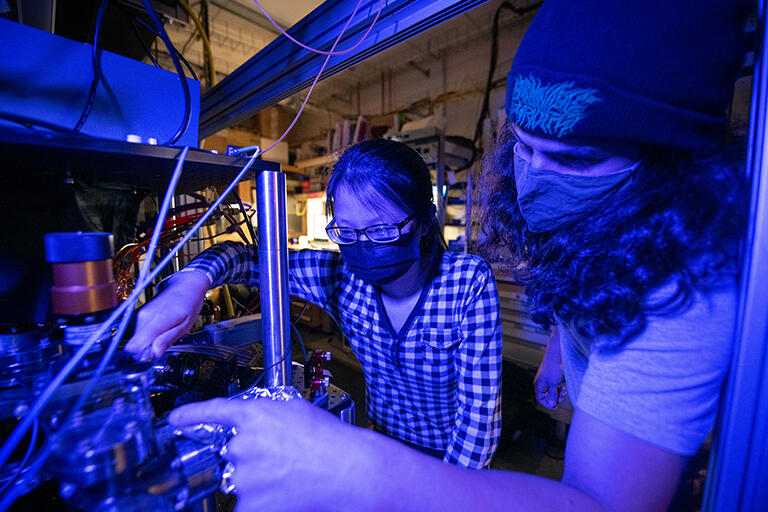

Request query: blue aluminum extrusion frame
[
  {"left": 703, "top": 1, "right": 768, "bottom": 510},
  {"left": 200, "top": 0, "right": 490, "bottom": 137}
]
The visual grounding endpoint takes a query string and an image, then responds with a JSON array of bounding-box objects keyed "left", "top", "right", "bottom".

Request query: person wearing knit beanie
[
  {"left": 164, "top": 1, "right": 755, "bottom": 511},
  {"left": 483, "top": 0, "right": 752, "bottom": 509}
]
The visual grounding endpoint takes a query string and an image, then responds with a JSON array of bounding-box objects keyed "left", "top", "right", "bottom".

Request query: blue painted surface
[
  {"left": 201, "top": 0, "right": 490, "bottom": 137},
  {"left": 0, "top": 18, "right": 199, "bottom": 146}
]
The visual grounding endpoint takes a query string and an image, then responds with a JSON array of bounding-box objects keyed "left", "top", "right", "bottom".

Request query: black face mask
[{"left": 339, "top": 231, "right": 421, "bottom": 285}]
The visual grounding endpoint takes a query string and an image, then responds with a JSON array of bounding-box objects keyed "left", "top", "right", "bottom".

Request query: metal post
[
  {"left": 257, "top": 171, "right": 291, "bottom": 388},
  {"left": 703, "top": 5, "right": 768, "bottom": 510}
]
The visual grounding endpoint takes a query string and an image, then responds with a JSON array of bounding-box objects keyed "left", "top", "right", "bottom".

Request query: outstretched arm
[
  {"left": 170, "top": 396, "right": 683, "bottom": 511},
  {"left": 125, "top": 242, "right": 344, "bottom": 358},
  {"left": 534, "top": 327, "right": 567, "bottom": 409}
]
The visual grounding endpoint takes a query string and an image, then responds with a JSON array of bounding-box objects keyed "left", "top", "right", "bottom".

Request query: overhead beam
[{"left": 200, "top": 0, "right": 490, "bottom": 137}]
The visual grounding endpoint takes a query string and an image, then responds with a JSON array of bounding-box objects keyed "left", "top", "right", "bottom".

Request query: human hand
[
  {"left": 124, "top": 270, "right": 210, "bottom": 359},
  {"left": 169, "top": 398, "right": 380, "bottom": 512},
  {"left": 534, "top": 354, "right": 567, "bottom": 409}
]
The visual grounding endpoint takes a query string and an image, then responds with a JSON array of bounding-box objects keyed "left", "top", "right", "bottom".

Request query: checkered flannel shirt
[{"left": 181, "top": 241, "right": 502, "bottom": 468}]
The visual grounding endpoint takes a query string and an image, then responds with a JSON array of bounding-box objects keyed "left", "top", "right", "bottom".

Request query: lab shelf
[{"left": 0, "top": 125, "right": 280, "bottom": 193}]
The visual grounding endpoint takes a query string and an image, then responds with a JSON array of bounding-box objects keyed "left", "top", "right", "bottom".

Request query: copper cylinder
[{"left": 50, "top": 259, "right": 117, "bottom": 315}]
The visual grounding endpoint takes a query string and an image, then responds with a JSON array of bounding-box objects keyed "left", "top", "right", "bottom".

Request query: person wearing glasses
[
  {"left": 126, "top": 139, "right": 502, "bottom": 469},
  {"left": 166, "top": 1, "right": 750, "bottom": 510}
]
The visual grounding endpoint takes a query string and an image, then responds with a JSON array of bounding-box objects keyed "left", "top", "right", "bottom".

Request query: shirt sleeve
[
  {"left": 443, "top": 262, "right": 503, "bottom": 469},
  {"left": 576, "top": 284, "right": 737, "bottom": 455},
  {"left": 180, "top": 241, "right": 345, "bottom": 309}
]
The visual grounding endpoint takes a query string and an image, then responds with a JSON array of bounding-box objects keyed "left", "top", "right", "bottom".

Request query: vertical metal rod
[{"left": 257, "top": 171, "right": 291, "bottom": 387}]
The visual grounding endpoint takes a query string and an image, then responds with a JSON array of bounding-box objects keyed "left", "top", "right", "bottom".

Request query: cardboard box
[
  {"left": 259, "top": 107, "right": 290, "bottom": 139},
  {"left": 260, "top": 137, "right": 289, "bottom": 164}
]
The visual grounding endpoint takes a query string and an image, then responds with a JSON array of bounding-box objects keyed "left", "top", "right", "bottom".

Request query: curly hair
[{"left": 482, "top": 122, "right": 746, "bottom": 345}]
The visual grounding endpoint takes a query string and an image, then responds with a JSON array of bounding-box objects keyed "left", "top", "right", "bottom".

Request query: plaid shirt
[{"left": 181, "top": 241, "right": 502, "bottom": 468}]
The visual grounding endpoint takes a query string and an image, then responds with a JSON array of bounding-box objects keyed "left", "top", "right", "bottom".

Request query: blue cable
[
  {"left": 0, "top": 147, "right": 188, "bottom": 504},
  {"left": 63, "top": 146, "right": 189, "bottom": 435},
  {"left": 0, "top": 149, "right": 261, "bottom": 472},
  {"left": 72, "top": 0, "right": 109, "bottom": 133},
  {"left": 140, "top": 0, "right": 191, "bottom": 145}
]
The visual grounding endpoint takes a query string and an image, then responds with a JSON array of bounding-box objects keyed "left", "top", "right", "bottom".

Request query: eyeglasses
[{"left": 325, "top": 213, "right": 416, "bottom": 245}]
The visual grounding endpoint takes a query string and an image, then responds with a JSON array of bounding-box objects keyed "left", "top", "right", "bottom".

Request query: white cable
[
  {"left": 262, "top": 0, "right": 362, "bottom": 155},
  {"left": 66, "top": 146, "right": 190, "bottom": 430},
  {"left": 0, "top": 151, "right": 260, "bottom": 471},
  {"left": 252, "top": 0, "right": 383, "bottom": 56},
  {"left": 0, "top": 0, "right": 361, "bottom": 483}
]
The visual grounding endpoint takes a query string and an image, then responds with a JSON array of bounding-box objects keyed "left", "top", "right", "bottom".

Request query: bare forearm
[
  {"left": 352, "top": 428, "right": 603, "bottom": 512},
  {"left": 544, "top": 326, "right": 562, "bottom": 363}
]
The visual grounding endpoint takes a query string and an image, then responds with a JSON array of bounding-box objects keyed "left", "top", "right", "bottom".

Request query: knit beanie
[{"left": 506, "top": 0, "right": 753, "bottom": 152}]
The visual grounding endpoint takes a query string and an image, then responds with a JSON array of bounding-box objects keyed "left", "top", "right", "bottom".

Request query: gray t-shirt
[{"left": 559, "top": 281, "right": 737, "bottom": 455}]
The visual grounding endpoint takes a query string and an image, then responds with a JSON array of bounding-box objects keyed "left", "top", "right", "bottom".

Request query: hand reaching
[
  {"left": 124, "top": 270, "right": 210, "bottom": 359},
  {"left": 169, "top": 398, "right": 388, "bottom": 512}
]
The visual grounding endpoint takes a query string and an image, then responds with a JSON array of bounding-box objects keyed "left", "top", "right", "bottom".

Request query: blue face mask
[
  {"left": 513, "top": 151, "right": 639, "bottom": 233},
  {"left": 338, "top": 231, "right": 421, "bottom": 285}
]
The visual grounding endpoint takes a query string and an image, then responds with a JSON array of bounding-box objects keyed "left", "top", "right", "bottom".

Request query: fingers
[
  {"left": 543, "top": 387, "right": 557, "bottom": 409},
  {"left": 557, "top": 384, "right": 568, "bottom": 403},
  {"left": 125, "top": 307, "right": 188, "bottom": 357},
  {"left": 535, "top": 379, "right": 558, "bottom": 409},
  {"left": 150, "top": 315, "right": 195, "bottom": 358},
  {"left": 124, "top": 275, "right": 207, "bottom": 356},
  {"left": 169, "top": 398, "right": 252, "bottom": 429},
  {"left": 124, "top": 306, "right": 177, "bottom": 355}
]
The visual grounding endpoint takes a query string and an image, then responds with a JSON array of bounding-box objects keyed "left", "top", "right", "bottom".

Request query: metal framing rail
[
  {"left": 200, "top": 0, "right": 490, "bottom": 137},
  {"left": 703, "top": 1, "right": 768, "bottom": 509}
]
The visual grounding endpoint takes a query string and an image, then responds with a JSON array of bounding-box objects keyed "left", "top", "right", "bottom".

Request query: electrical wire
[
  {"left": 0, "top": 150, "right": 262, "bottom": 473},
  {"left": 189, "top": 190, "right": 250, "bottom": 243},
  {"left": 232, "top": 189, "right": 257, "bottom": 242},
  {"left": 242, "top": 0, "right": 366, "bottom": 384},
  {"left": 0, "top": 149, "right": 189, "bottom": 505},
  {"left": 252, "top": 0, "right": 384, "bottom": 56},
  {"left": 292, "top": 301, "right": 309, "bottom": 361},
  {"left": 67, "top": 145, "right": 190, "bottom": 435},
  {"left": 0, "top": 419, "right": 38, "bottom": 497},
  {"left": 129, "top": 16, "right": 161, "bottom": 68},
  {"left": 72, "top": 0, "right": 110, "bottom": 133},
  {"left": 0, "top": 112, "right": 76, "bottom": 134},
  {"left": 261, "top": 0, "right": 362, "bottom": 156},
  {"left": 252, "top": 344, "right": 291, "bottom": 388},
  {"left": 252, "top": 299, "right": 311, "bottom": 385},
  {"left": 0, "top": 0, "right": 360, "bottom": 487},
  {"left": 462, "top": 1, "right": 542, "bottom": 172},
  {"left": 133, "top": 17, "right": 200, "bottom": 81},
  {"left": 234, "top": 145, "right": 261, "bottom": 155},
  {"left": 179, "top": 0, "right": 215, "bottom": 86},
  {"left": 140, "top": 0, "right": 192, "bottom": 145}
]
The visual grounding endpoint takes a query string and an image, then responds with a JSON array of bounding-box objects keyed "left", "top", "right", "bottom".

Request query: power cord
[
  {"left": 461, "top": 1, "right": 542, "bottom": 172},
  {"left": 252, "top": 0, "right": 384, "bottom": 56},
  {"left": 133, "top": 16, "right": 200, "bottom": 81},
  {"left": 140, "top": 0, "right": 192, "bottom": 145},
  {"left": 231, "top": 189, "right": 257, "bottom": 243},
  {"left": 72, "top": 0, "right": 110, "bottom": 133}
]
